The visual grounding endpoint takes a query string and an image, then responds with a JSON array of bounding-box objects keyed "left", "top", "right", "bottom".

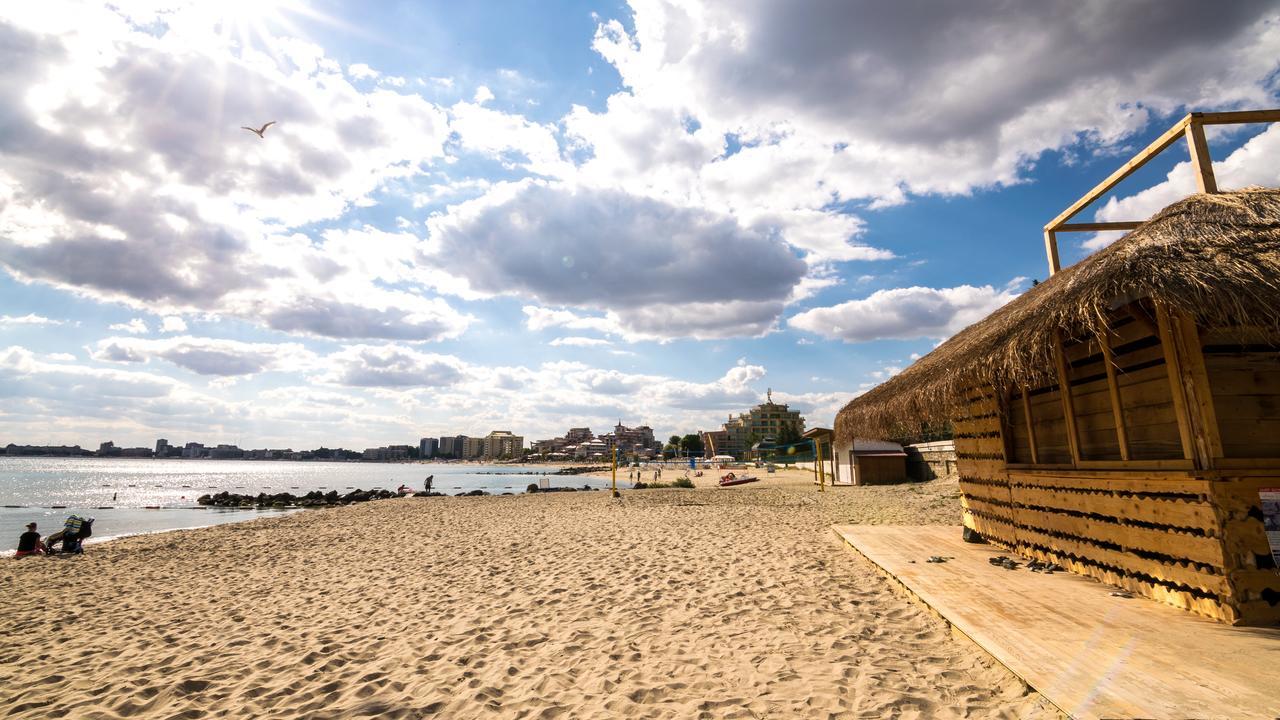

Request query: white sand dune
[{"left": 0, "top": 471, "right": 1060, "bottom": 718}]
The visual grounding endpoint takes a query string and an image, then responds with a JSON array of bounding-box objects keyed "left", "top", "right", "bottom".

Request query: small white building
[{"left": 831, "top": 437, "right": 908, "bottom": 486}]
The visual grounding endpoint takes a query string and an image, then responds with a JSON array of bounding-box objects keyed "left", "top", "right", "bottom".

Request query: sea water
[{"left": 1, "top": 457, "right": 604, "bottom": 551}]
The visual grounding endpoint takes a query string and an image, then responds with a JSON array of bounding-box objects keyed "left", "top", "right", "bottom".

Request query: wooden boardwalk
[{"left": 833, "top": 525, "right": 1280, "bottom": 720}]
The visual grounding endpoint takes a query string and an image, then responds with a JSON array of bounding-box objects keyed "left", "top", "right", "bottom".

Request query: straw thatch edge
[{"left": 835, "top": 188, "right": 1280, "bottom": 445}]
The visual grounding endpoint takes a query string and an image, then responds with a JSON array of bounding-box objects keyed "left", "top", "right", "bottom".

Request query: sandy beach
[{"left": 1, "top": 470, "right": 1061, "bottom": 719}]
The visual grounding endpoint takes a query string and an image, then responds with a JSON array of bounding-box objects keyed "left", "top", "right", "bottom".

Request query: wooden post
[
  {"left": 1021, "top": 386, "right": 1039, "bottom": 464},
  {"left": 1044, "top": 114, "right": 1194, "bottom": 232},
  {"left": 1043, "top": 230, "right": 1061, "bottom": 276},
  {"left": 994, "top": 387, "right": 1013, "bottom": 463},
  {"left": 1173, "top": 312, "right": 1222, "bottom": 464},
  {"left": 1098, "top": 329, "right": 1131, "bottom": 461},
  {"left": 1052, "top": 335, "right": 1082, "bottom": 466},
  {"left": 1156, "top": 306, "right": 1198, "bottom": 465},
  {"left": 1158, "top": 306, "right": 1222, "bottom": 469},
  {"left": 815, "top": 438, "right": 825, "bottom": 492},
  {"left": 1184, "top": 119, "right": 1218, "bottom": 194}
]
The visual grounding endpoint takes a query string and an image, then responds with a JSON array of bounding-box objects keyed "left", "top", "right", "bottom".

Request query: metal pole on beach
[{"left": 611, "top": 447, "right": 618, "bottom": 497}]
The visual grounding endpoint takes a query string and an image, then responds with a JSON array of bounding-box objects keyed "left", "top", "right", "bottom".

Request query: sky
[{"left": 1, "top": 0, "right": 1278, "bottom": 450}]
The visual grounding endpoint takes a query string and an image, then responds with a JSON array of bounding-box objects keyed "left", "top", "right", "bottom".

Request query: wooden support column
[
  {"left": 1020, "top": 386, "right": 1039, "bottom": 464},
  {"left": 1155, "top": 305, "right": 1222, "bottom": 469},
  {"left": 994, "top": 387, "right": 1012, "bottom": 463},
  {"left": 1052, "top": 335, "right": 1082, "bottom": 466},
  {"left": 1043, "top": 230, "right": 1061, "bottom": 276},
  {"left": 1156, "top": 307, "right": 1196, "bottom": 463},
  {"left": 1098, "top": 329, "right": 1131, "bottom": 461},
  {"left": 1157, "top": 306, "right": 1222, "bottom": 469},
  {"left": 814, "top": 437, "right": 824, "bottom": 492},
  {"left": 1184, "top": 119, "right": 1218, "bottom": 194}
]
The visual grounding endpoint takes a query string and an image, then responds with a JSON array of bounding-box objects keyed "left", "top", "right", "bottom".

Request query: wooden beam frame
[
  {"left": 1184, "top": 120, "right": 1217, "bottom": 194},
  {"left": 1098, "top": 328, "right": 1130, "bottom": 461},
  {"left": 1159, "top": 307, "right": 1222, "bottom": 469},
  {"left": 1056, "top": 221, "right": 1143, "bottom": 232},
  {"left": 1177, "top": 314, "right": 1223, "bottom": 465},
  {"left": 993, "top": 387, "right": 1013, "bottom": 464},
  {"left": 1196, "top": 108, "right": 1280, "bottom": 125},
  {"left": 1045, "top": 115, "right": 1194, "bottom": 232},
  {"left": 1155, "top": 306, "right": 1199, "bottom": 466},
  {"left": 1043, "top": 230, "right": 1060, "bottom": 275},
  {"left": 1020, "top": 386, "right": 1039, "bottom": 465},
  {"left": 1052, "top": 335, "right": 1082, "bottom": 466},
  {"left": 1040, "top": 109, "right": 1280, "bottom": 276}
]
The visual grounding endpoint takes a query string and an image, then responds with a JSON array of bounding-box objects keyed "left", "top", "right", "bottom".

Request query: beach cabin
[
  {"left": 834, "top": 110, "right": 1280, "bottom": 625},
  {"left": 829, "top": 436, "right": 908, "bottom": 486}
]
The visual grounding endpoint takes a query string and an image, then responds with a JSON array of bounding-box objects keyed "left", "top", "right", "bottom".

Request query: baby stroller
[{"left": 48, "top": 515, "right": 94, "bottom": 554}]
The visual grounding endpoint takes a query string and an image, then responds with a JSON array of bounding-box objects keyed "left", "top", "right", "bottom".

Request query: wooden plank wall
[
  {"left": 1212, "top": 472, "right": 1280, "bottom": 625},
  {"left": 1005, "top": 469, "right": 1240, "bottom": 622},
  {"left": 1203, "top": 324, "right": 1280, "bottom": 624},
  {"left": 1201, "top": 326, "right": 1280, "bottom": 458},
  {"left": 1103, "top": 314, "right": 1185, "bottom": 460},
  {"left": 1062, "top": 336, "right": 1122, "bottom": 460},
  {"left": 955, "top": 388, "right": 1018, "bottom": 548},
  {"left": 855, "top": 455, "right": 908, "bottom": 485},
  {"left": 952, "top": 314, "right": 1280, "bottom": 625}
]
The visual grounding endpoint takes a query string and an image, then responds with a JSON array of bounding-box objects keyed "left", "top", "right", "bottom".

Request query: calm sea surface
[{"left": 2, "top": 457, "right": 604, "bottom": 552}]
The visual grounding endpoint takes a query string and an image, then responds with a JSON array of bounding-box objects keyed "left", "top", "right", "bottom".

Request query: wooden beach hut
[
  {"left": 828, "top": 436, "right": 907, "bottom": 486},
  {"left": 834, "top": 110, "right": 1280, "bottom": 625}
]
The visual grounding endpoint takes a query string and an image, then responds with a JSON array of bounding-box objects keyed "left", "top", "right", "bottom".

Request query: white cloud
[
  {"left": 315, "top": 344, "right": 469, "bottom": 388},
  {"left": 588, "top": 2, "right": 1278, "bottom": 203},
  {"left": 769, "top": 388, "right": 862, "bottom": 429},
  {"left": 90, "top": 335, "right": 318, "bottom": 376},
  {"left": 448, "top": 102, "right": 571, "bottom": 177},
  {"left": 0, "top": 5, "right": 462, "bottom": 343},
  {"left": 473, "top": 85, "right": 495, "bottom": 103},
  {"left": 0, "top": 313, "right": 64, "bottom": 326},
  {"left": 522, "top": 306, "right": 617, "bottom": 334},
  {"left": 247, "top": 291, "right": 471, "bottom": 342},
  {"left": 160, "top": 316, "right": 188, "bottom": 333},
  {"left": 0, "top": 344, "right": 245, "bottom": 441},
  {"left": 788, "top": 281, "right": 1024, "bottom": 342},
  {"left": 549, "top": 336, "right": 613, "bottom": 347},
  {"left": 405, "top": 358, "right": 788, "bottom": 440},
  {"left": 109, "top": 318, "right": 148, "bottom": 335},
  {"left": 429, "top": 181, "right": 806, "bottom": 339},
  {"left": 348, "top": 63, "right": 379, "bottom": 80},
  {"left": 556, "top": 0, "right": 1280, "bottom": 274}
]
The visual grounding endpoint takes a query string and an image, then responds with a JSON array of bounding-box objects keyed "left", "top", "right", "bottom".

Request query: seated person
[
  {"left": 15, "top": 522, "right": 45, "bottom": 557},
  {"left": 45, "top": 515, "right": 93, "bottom": 554}
]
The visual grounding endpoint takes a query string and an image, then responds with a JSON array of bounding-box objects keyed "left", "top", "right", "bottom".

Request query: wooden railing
[{"left": 1043, "top": 109, "right": 1280, "bottom": 275}]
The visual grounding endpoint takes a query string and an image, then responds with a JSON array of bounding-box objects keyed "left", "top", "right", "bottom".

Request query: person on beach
[
  {"left": 44, "top": 515, "right": 93, "bottom": 554},
  {"left": 15, "top": 522, "right": 45, "bottom": 557}
]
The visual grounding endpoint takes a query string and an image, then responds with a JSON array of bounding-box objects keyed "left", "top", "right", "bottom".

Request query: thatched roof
[{"left": 835, "top": 188, "right": 1280, "bottom": 444}]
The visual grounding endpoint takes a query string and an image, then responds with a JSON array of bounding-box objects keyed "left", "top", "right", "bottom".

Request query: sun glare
[
  {"left": 210, "top": 0, "right": 298, "bottom": 48},
  {"left": 176, "top": 0, "right": 330, "bottom": 57}
]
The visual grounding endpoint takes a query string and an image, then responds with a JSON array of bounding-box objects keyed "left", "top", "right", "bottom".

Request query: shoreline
[
  {"left": 1, "top": 470, "right": 1058, "bottom": 718},
  {"left": 2, "top": 506, "right": 300, "bottom": 557}
]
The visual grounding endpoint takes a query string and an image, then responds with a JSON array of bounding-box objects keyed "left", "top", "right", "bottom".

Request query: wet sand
[{"left": 0, "top": 470, "right": 1060, "bottom": 718}]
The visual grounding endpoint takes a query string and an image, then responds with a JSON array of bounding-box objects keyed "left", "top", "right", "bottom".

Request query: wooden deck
[{"left": 832, "top": 525, "right": 1280, "bottom": 720}]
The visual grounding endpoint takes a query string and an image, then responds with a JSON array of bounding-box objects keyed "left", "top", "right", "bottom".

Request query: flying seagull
[{"left": 241, "top": 121, "right": 276, "bottom": 138}]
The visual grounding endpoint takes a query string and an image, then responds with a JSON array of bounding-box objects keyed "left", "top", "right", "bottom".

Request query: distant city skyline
[{"left": 1, "top": 3, "right": 1277, "bottom": 449}]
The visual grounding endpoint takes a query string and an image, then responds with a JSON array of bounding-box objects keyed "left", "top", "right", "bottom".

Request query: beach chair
[{"left": 52, "top": 516, "right": 93, "bottom": 554}]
